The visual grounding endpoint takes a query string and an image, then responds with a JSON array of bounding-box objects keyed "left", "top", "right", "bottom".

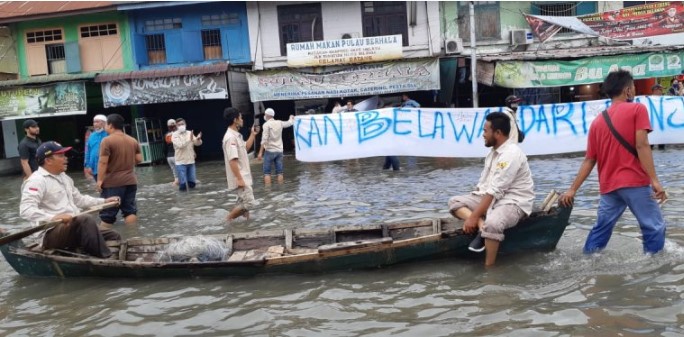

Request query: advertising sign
[
  {"left": 0, "top": 82, "right": 87, "bottom": 120},
  {"left": 101, "top": 73, "right": 228, "bottom": 108},
  {"left": 287, "top": 35, "right": 403, "bottom": 68},
  {"left": 494, "top": 51, "right": 684, "bottom": 88},
  {"left": 579, "top": 1, "right": 684, "bottom": 39},
  {"left": 247, "top": 59, "right": 440, "bottom": 102}
]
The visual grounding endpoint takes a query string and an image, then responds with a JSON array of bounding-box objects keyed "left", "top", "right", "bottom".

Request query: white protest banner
[{"left": 294, "top": 96, "right": 684, "bottom": 162}]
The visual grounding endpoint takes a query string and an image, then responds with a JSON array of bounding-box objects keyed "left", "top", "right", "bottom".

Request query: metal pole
[{"left": 469, "top": 1, "right": 478, "bottom": 108}]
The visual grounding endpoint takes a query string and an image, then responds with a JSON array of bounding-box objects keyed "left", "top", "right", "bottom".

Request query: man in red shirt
[{"left": 560, "top": 70, "right": 667, "bottom": 254}]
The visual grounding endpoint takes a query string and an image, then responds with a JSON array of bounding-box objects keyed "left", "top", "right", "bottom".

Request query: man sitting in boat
[
  {"left": 447, "top": 112, "right": 535, "bottom": 267},
  {"left": 19, "top": 141, "right": 122, "bottom": 258}
]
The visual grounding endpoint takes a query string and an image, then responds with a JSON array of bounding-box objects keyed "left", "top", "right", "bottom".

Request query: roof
[
  {"left": 0, "top": 1, "right": 122, "bottom": 23},
  {"left": 477, "top": 44, "right": 684, "bottom": 62},
  {"left": 0, "top": 72, "right": 96, "bottom": 88},
  {"left": 95, "top": 63, "right": 229, "bottom": 82}
]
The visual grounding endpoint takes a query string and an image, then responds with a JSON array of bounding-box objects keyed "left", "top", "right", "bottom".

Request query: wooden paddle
[{"left": 0, "top": 201, "right": 119, "bottom": 246}]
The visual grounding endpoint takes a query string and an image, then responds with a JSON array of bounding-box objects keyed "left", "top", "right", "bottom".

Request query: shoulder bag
[{"left": 601, "top": 110, "right": 638, "bottom": 158}]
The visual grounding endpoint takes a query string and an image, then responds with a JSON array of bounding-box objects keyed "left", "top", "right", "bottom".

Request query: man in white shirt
[
  {"left": 20, "top": 141, "right": 121, "bottom": 257},
  {"left": 257, "top": 108, "right": 294, "bottom": 184},
  {"left": 223, "top": 108, "right": 259, "bottom": 222},
  {"left": 447, "top": 112, "right": 535, "bottom": 267},
  {"left": 172, "top": 118, "right": 203, "bottom": 191}
]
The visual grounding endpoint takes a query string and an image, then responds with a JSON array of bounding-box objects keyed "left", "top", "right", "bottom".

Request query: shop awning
[
  {"left": 0, "top": 72, "right": 97, "bottom": 88},
  {"left": 95, "top": 63, "right": 229, "bottom": 83},
  {"left": 477, "top": 44, "right": 684, "bottom": 62}
]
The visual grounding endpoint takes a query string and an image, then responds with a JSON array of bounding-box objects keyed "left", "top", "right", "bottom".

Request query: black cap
[
  {"left": 36, "top": 141, "right": 72, "bottom": 164},
  {"left": 23, "top": 119, "right": 38, "bottom": 129}
]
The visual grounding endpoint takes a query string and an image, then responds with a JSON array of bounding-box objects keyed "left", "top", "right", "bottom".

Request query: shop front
[
  {"left": 0, "top": 75, "right": 93, "bottom": 174},
  {"left": 95, "top": 63, "right": 248, "bottom": 161}
]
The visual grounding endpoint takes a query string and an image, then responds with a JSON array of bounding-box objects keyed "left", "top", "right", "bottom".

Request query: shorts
[
  {"left": 100, "top": 185, "right": 137, "bottom": 224},
  {"left": 447, "top": 194, "right": 526, "bottom": 241},
  {"left": 263, "top": 151, "right": 284, "bottom": 175},
  {"left": 233, "top": 186, "right": 257, "bottom": 210}
]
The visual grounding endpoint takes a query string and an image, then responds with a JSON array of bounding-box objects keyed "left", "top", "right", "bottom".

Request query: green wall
[{"left": 16, "top": 11, "right": 134, "bottom": 78}]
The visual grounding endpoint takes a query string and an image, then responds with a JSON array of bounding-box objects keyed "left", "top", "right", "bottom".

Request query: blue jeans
[
  {"left": 383, "top": 156, "right": 400, "bottom": 170},
  {"left": 263, "top": 151, "right": 284, "bottom": 175},
  {"left": 585, "top": 186, "right": 666, "bottom": 254},
  {"left": 176, "top": 163, "right": 197, "bottom": 191}
]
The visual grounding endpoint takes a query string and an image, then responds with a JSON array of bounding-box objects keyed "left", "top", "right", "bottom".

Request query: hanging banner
[
  {"left": 524, "top": 14, "right": 563, "bottom": 42},
  {"left": 246, "top": 59, "right": 440, "bottom": 102},
  {"left": 293, "top": 96, "right": 684, "bottom": 162},
  {"left": 494, "top": 51, "right": 684, "bottom": 88},
  {"left": 287, "top": 34, "right": 403, "bottom": 68},
  {"left": 579, "top": 1, "right": 684, "bottom": 40},
  {"left": 101, "top": 73, "right": 228, "bottom": 108},
  {"left": 0, "top": 82, "right": 87, "bottom": 120}
]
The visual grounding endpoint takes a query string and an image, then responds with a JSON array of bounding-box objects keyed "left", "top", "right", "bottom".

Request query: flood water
[{"left": 1, "top": 149, "right": 683, "bottom": 336}]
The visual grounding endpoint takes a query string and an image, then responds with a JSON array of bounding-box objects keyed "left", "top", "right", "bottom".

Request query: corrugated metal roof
[
  {"left": 0, "top": 1, "right": 120, "bottom": 23},
  {"left": 95, "top": 63, "right": 229, "bottom": 82},
  {"left": 477, "top": 44, "right": 684, "bottom": 62},
  {"left": 0, "top": 72, "right": 96, "bottom": 87}
]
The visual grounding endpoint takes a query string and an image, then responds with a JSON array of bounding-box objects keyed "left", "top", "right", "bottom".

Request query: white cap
[
  {"left": 93, "top": 114, "right": 107, "bottom": 122},
  {"left": 167, "top": 119, "right": 176, "bottom": 126},
  {"left": 265, "top": 108, "right": 275, "bottom": 117}
]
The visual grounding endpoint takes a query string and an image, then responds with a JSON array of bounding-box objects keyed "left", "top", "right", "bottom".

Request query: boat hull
[{"left": 1, "top": 206, "right": 572, "bottom": 278}]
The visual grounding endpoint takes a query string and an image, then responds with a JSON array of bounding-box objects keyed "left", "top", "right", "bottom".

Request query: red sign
[{"left": 579, "top": 1, "right": 684, "bottom": 40}]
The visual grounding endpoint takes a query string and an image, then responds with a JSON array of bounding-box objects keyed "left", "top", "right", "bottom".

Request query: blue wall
[{"left": 128, "top": 2, "right": 250, "bottom": 69}]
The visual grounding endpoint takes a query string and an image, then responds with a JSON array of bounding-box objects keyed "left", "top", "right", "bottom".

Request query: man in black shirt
[{"left": 18, "top": 119, "right": 41, "bottom": 180}]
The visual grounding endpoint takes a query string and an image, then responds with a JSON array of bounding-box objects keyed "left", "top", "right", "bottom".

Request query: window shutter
[
  {"left": 133, "top": 34, "right": 148, "bottom": 66},
  {"left": 26, "top": 44, "right": 48, "bottom": 76},
  {"left": 65, "top": 41, "right": 81, "bottom": 73},
  {"left": 223, "top": 28, "right": 248, "bottom": 64},
  {"left": 165, "top": 30, "right": 183, "bottom": 64},
  {"left": 182, "top": 30, "right": 203, "bottom": 62}
]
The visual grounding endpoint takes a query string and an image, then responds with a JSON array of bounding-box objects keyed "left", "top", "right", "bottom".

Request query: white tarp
[{"left": 294, "top": 96, "right": 684, "bottom": 162}]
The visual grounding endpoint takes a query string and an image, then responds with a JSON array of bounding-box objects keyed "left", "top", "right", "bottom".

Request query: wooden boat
[{"left": 1, "top": 192, "right": 570, "bottom": 278}]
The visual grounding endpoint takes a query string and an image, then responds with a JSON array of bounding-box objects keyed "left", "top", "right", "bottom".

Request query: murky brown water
[{"left": 1, "top": 149, "right": 683, "bottom": 336}]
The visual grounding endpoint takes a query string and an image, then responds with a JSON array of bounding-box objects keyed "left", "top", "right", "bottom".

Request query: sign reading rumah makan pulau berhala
[
  {"left": 293, "top": 96, "right": 684, "bottom": 162},
  {"left": 286, "top": 34, "right": 403, "bottom": 68}
]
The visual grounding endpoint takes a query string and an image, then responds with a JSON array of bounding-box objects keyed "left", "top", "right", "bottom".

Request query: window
[
  {"left": 26, "top": 29, "right": 66, "bottom": 75},
  {"left": 277, "top": 4, "right": 323, "bottom": 56},
  {"left": 201, "top": 13, "right": 240, "bottom": 26},
  {"left": 145, "top": 34, "right": 166, "bottom": 64},
  {"left": 26, "top": 29, "right": 62, "bottom": 44},
  {"left": 537, "top": 2, "right": 576, "bottom": 34},
  {"left": 45, "top": 44, "right": 65, "bottom": 74},
  {"left": 362, "top": 2, "right": 408, "bottom": 46},
  {"left": 144, "top": 18, "right": 182, "bottom": 32},
  {"left": 80, "top": 24, "right": 117, "bottom": 38},
  {"left": 201, "top": 29, "right": 222, "bottom": 60},
  {"left": 458, "top": 2, "right": 500, "bottom": 41}
]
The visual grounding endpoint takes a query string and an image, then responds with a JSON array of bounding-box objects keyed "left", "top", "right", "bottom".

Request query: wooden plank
[
  {"left": 387, "top": 221, "right": 432, "bottom": 230},
  {"left": 432, "top": 219, "right": 441, "bottom": 234},
  {"left": 118, "top": 241, "right": 128, "bottom": 261},
  {"left": 225, "top": 235, "right": 233, "bottom": 257},
  {"left": 318, "top": 237, "right": 393, "bottom": 253},
  {"left": 543, "top": 192, "right": 560, "bottom": 212},
  {"left": 267, "top": 245, "right": 285, "bottom": 255},
  {"left": 381, "top": 224, "right": 390, "bottom": 238},
  {"left": 227, "top": 250, "right": 247, "bottom": 262},
  {"left": 284, "top": 229, "right": 293, "bottom": 251},
  {"left": 232, "top": 229, "right": 284, "bottom": 240}
]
